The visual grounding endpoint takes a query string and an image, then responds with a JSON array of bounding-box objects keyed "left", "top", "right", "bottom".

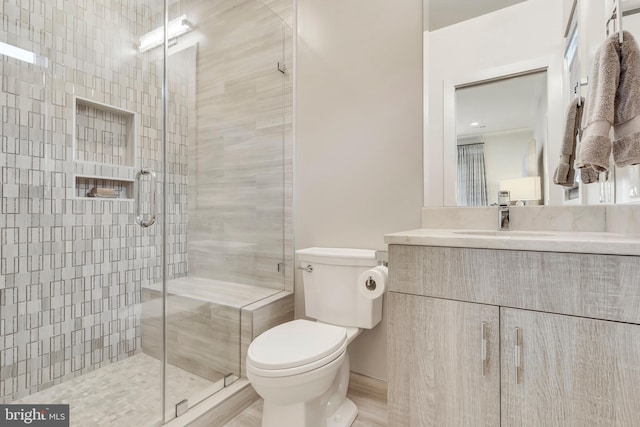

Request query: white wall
[
  {"left": 296, "top": 0, "right": 424, "bottom": 380},
  {"left": 480, "top": 131, "right": 534, "bottom": 204},
  {"left": 424, "top": 0, "right": 565, "bottom": 206}
]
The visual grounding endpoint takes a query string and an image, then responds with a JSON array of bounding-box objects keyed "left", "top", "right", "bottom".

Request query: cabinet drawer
[{"left": 389, "top": 245, "right": 640, "bottom": 324}]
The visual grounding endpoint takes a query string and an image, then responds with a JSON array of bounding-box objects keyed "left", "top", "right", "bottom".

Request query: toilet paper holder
[
  {"left": 365, "top": 277, "right": 378, "bottom": 290},
  {"left": 358, "top": 262, "right": 388, "bottom": 299},
  {"left": 375, "top": 250, "right": 388, "bottom": 267}
]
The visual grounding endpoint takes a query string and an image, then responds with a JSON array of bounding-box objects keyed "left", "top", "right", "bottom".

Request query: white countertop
[{"left": 384, "top": 228, "right": 640, "bottom": 256}]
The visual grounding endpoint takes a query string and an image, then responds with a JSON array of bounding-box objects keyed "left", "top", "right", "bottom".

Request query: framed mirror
[
  {"left": 440, "top": 57, "right": 560, "bottom": 207},
  {"left": 426, "top": 0, "right": 528, "bottom": 31},
  {"left": 454, "top": 71, "right": 547, "bottom": 206},
  {"left": 424, "top": 0, "right": 565, "bottom": 207},
  {"left": 426, "top": 0, "right": 640, "bottom": 207}
]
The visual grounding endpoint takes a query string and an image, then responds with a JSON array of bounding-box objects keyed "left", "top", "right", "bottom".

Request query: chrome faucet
[{"left": 498, "top": 191, "right": 510, "bottom": 230}]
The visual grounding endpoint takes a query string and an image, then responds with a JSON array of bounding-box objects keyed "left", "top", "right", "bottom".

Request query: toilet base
[
  {"left": 326, "top": 398, "right": 357, "bottom": 427},
  {"left": 259, "top": 352, "right": 356, "bottom": 427},
  {"left": 261, "top": 397, "right": 357, "bottom": 427}
]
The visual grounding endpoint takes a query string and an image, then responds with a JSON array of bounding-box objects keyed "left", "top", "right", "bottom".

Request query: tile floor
[{"left": 14, "top": 353, "right": 220, "bottom": 427}]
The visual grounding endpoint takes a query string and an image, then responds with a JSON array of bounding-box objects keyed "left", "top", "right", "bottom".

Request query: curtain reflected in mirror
[{"left": 457, "top": 143, "right": 488, "bottom": 206}]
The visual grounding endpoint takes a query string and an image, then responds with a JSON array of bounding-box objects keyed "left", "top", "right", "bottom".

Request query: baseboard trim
[{"left": 348, "top": 372, "right": 388, "bottom": 403}]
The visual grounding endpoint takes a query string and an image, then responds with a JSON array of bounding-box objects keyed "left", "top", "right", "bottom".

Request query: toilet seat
[{"left": 247, "top": 319, "right": 347, "bottom": 378}]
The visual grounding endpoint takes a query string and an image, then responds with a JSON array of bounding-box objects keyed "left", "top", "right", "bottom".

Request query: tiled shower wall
[
  {"left": 75, "top": 104, "right": 130, "bottom": 166},
  {"left": 0, "top": 0, "right": 189, "bottom": 402},
  {"left": 183, "top": 0, "right": 294, "bottom": 291},
  {"left": 0, "top": 0, "right": 293, "bottom": 405}
]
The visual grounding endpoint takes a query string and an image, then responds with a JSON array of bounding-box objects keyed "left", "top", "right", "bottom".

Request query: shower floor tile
[{"left": 14, "top": 353, "right": 220, "bottom": 427}]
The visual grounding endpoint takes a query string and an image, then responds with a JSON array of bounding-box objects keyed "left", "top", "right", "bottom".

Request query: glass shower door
[
  {"left": 160, "top": 0, "right": 293, "bottom": 420},
  {"left": 0, "top": 0, "right": 292, "bottom": 424},
  {"left": 0, "top": 1, "right": 167, "bottom": 425}
]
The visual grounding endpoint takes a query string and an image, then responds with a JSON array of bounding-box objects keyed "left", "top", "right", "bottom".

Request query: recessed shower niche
[
  {"left": 74, "top": 175, "right": 135, "bottom": 199},
  {"left": 72, "top": 97, "right": 137, "bottom": 200},
  {"left": 73, "top": 97, "right": 136, "bottom": 166}
]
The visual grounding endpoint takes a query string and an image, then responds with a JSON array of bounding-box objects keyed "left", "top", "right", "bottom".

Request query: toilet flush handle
[{"left": 296, "top": 265, "right": 313, "bottom": 273}]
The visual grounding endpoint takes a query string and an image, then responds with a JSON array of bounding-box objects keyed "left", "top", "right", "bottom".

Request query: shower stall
[{"left": 0, "top": 0, "right": 293, "bottom": 425}]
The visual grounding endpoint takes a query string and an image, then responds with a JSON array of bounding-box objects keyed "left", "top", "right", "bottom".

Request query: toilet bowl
[
  {"left": 246, "top": 319, "right": 361, "bottom": 427},
  {"left": 246, "top": 247, "right": 385, "bottom": 427}
]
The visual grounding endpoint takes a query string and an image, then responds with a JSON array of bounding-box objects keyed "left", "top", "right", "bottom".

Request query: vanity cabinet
[
  {"left": 388, "top": 244, "right": 640, "bottom": 427},
  {"left": 388, "top": 293, "right": 500, "bottom": 426},
  {"left": 501, "top": 308, "right": 640, "bottom": 426}
]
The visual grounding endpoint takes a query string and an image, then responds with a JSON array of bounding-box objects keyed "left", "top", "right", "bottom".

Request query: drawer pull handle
[
  {"left": 515, "top": 327, "right": 523, "bottom": 384},
  {"left": 481, "top": 321, "right": 489, "bottom": 376}
]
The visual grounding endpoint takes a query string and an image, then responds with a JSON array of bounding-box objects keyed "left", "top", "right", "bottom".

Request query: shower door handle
[{"left": 135, "top": 168, "right": 157, "bottom": 228}]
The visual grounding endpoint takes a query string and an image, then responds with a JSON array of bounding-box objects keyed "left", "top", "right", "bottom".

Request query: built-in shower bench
[{"left": 141, "top": 277, "right": 293, "bottom": 384}]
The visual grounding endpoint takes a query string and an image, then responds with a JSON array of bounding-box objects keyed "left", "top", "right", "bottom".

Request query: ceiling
[
  {"left": 427, "top": 0, "right": 527, "bottom": 31},
  {"left": 456, "top": 71, "right": 547, "bottom": 141}
]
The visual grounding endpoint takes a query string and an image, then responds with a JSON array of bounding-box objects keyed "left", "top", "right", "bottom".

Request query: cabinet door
[
  {"left": 501, "top": 308, "right": 640, "bottom": 426},
  {"left": 388, "top": 293, "right": 500, "bottom": 426}
]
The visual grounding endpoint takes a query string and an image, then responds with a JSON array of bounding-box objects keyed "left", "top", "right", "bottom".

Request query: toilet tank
[{"left": 296, "top": 247, "right": 383, "bottom": 329}]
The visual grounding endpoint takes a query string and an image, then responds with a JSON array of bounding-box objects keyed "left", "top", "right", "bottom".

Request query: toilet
[{"left": 246, "top": 247, "right": 384, "bottom": 427}]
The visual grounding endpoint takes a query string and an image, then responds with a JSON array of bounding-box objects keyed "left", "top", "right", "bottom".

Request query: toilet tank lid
[
  {"left": 247, "top": 320, "right": 347, "bottom": 370},
  {"left": 296, "top": 247, "right": 377, "bottom": 266}
]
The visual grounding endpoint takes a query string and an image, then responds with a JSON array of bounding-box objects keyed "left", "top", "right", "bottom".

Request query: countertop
[{"left": 384, "top": 228, "right": 640, "bottom": 256}]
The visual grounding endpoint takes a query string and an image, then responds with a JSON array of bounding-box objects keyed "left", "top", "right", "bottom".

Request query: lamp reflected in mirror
[{"left": 500, "top": 176, "right": 542, "bottom": 206}]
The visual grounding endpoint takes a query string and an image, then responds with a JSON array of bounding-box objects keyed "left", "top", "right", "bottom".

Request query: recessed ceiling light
[{"left": 470, "top": 122, "right": 480, "bottom": 127}]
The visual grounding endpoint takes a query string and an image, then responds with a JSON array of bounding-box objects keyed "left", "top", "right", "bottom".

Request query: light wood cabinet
[
  {"left": 501, "top": 308, "right": 640, "bottom": 427},
  {"left": 388, "top": 293, "right": 500, "bottom": 426},
  {"left": 388, "top": 244, "right": 640, "bottom": 427}
]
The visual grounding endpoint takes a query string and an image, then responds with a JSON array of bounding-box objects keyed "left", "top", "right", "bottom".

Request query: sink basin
[{"left": 454, "top": 230, "right": 555, "bottom": 237}]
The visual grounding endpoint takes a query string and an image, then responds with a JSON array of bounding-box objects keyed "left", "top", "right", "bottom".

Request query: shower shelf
[
  {"left": 73, "top": 96, "right": 137, "bottom": 167},
  {"left": 74, "top": 175, "right": 135, "bottom": 200}
]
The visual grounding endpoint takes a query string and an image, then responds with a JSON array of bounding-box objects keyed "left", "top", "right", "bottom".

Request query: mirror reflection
[
  {"left": 426, "top": 0, "right": 527, "bottom": 31},
  {"left": 455, "top": 71, "right": 547, "bottom": 206}
]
